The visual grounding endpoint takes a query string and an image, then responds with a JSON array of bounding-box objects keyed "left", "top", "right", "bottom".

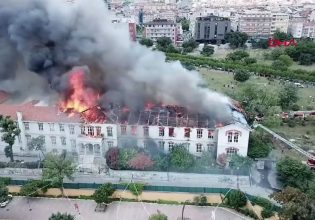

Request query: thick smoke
[{"left": 0, "top": 0, "right": 232, "bottom": 121}]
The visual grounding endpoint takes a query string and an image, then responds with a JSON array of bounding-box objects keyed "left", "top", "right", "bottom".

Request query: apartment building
[
  {"left": 239, "top": 10, "right": 272, "bottom": 38},
  {"left": 143, "top": 19, "right": 177, "bottom": 44},
  {"left": 0, "top": 95, "right": 250, "bottom": 161},
  {"left": 302, "top": 22, "right": 315, "bottom": 39},
  {"left": 271, "top": 12, "right": 290, "bottom": 34},
  {"left": 194, "top": 15, "right": 231, "bottom": 43},
  {"left": 288, "top": 15, "right": 307, "bottom": 38}
]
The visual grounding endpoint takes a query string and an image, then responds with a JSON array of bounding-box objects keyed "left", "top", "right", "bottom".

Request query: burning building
[{"left": 0, "top": 0, "right": 250, "bottom": 162}]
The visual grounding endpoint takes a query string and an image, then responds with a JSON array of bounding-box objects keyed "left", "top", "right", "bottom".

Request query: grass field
[{"left": 211, "top": 47, "right": 315, "bottom": 72}]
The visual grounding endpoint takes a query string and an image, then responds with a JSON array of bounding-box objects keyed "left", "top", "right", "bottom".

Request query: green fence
[{"left": 9, "top": 179, "right": 281, "bottom": 212}]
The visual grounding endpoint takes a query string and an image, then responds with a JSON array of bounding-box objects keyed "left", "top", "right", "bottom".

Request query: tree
[
  {"left": 247, "top": 133, "right": 271, "bottom": 158},
  {"left": 93, "top": 183, "right": 115, "bottom": 205},
  {"left": 0, "top": 182, "right": 8, "bottom": 203},
  {"left": 277, "top": 157, "right": 314, "bottom": 190},
  {"left": 181, "top": 18, "right": 190, "bottom": 31},
  {"left": 201, "top": 45, "right": 215, "bottom": 56},
  {"left": 299, "top": 53, "right": 313, "bottom": 65},
  {"left": 42, "top": 153, "right": 76, "bottom": 197},
  {"left": 251, "top": 39, "right": 269, "bottom": 49},
  {"left": 225, "top": 190, "right": 247, "bottom": 210},
  {"left": 271, "top": 48, "right": 285, "bottom": 60},
  {"left": 193, "top": 194, "right": 208, "bottom": 206},
  {"left": 105, "top": 148, "right": 120, "bottom": 170},
  {"left": 128, "top": 182, "right": 145, "bottom": 196},
  {"left": 129, "top": 153, "right": 154, "bottom": 170},
  {"left": 271, "top": 187, "right": 315, "bottom": 220},
  {"left": 234, "top": 70, "right": 250, "bottom": 82},
  {"left": 182, "top": 39, "right": 198, "bottom": 53},
  {"left": 226, "top": 50, "right": 249, "bottom": 62},
  {"left": 272, "top": 60, "right": 288, "bottom": 71},
  {"left": 20, "top": 180, "right": 49, "bottom": 197},
  {"left": 49, "top": 212, "right": 75, "bottom": 220},
  {"left": 139, "top": 38, "right": 153, "bottom": 47},
  {"left": 170, "top": 144, "right": 195, "bottom": 171},
  {"left": 156, "top": 37, "right": 172, "bottom": 48},
  {"left": 28, "top": 135, "right": 46, "bottom": 160},
  {"left": 279, "top": 84, "right": 298, "bottom": 110},
  {"left": 0, "top": 115, "right": 21, "bottom": 162},
  {"left": 278, "top": 54, "right": 293, "bottom": 66},
  {"left": 119, "top": 147, "right": 138, "bottom": 169},
  {"left": 229, "top": 154, "right": 252, "bottom": 169},
  {"left": 149, "top": 213, "right": 168, "bottom": 220},
  {"left": 227, "top": 32, "right": 248, "bottom": 48},
  {"left": 217, "top": 153, "right": 228, "bottom": 166},
  {"left": 273, "top": 30, "right": 292, "bottom": 41},
  {"left": 243, "top": 57, "right": 257, "bottom": 65}
]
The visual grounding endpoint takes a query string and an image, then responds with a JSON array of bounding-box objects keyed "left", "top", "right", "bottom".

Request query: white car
[{"left": 0, "top": 194, "right": 12, "bottom": 208}]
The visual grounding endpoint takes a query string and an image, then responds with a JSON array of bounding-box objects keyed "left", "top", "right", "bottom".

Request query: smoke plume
[{"left": 0, "top": 0, "right": 233, "bottom": 121}]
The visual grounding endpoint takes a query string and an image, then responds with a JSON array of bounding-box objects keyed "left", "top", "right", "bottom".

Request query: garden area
[{"left": 105, "top": 144, "right": 251, "bottom": 175}]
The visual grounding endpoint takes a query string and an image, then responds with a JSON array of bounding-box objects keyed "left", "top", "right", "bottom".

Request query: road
[{"left": 0, "top": 197, "right": 250, "bottom": 220}]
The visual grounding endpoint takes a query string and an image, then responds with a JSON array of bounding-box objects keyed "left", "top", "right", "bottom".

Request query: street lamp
[{"left": 181, "top": 200, "right": 190, "bottom": 220}]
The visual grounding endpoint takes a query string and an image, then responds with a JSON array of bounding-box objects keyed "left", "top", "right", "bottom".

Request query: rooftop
[{"left": 144, "top": 19, "right": 176, "bottom": 25}]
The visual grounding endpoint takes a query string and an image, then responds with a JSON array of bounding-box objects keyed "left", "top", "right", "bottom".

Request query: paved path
[{"left": 0, "top": 197, "right": 250, "bottom": 220}]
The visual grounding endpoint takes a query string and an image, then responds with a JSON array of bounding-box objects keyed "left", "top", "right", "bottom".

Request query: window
[
  {"left": 49, "top": 123, "right": 55, "bottom": 132},
  {"left": 61, "top": 137, "right": 66, "bottom": 146},
  {"left": 143, "top": 126, "right": 149, "bottom": 137},
  {"left": 197, "top": 129, "right": 203, "bottom": 138},
  {"left": 88, "top": 126, "right": 94, "bottom": 136},
  {"left": 234, "top": 133, "right": 239, "bottom": 143},
  {"left": 51, "top": 136, "right": 56, "bottom": 146},
  {"left": 25, "top": 135, "right": 31, "bottom": 145},
  {"left": 196, "top": 144, "right": 202, "bottom": 153},
  {"left": 208, "top": 130, "right": 214, "bottom": 139},
  {"left": 59, "top": 124, "right": 65, "bottom": 132},
  {"left": 168, "top": 127, "right": 174, "bottom": 137},
  {"left": 158, "top": 141, "right": 165, "bottom": 150},
  {"left": 228, "top": 132, "right": 233, "bottom": 142},
  {"left": 107, "top": 127, "right": 113, "bottom": 137},
  {"left": 143, "top": 141, "right": 149, "bottom": 149},
  {"left": 38, "top": 123, "right": 43, "bottom": 131},
  {"left": 207, "top": 144, "right": 213, "bottom": 152},
  {"left": 131, "top": 126, "right": 137, "bottom": 136},
  {"left": 159, "top": 127, "right": 164, "bottom": 137},
  {"left": 70, "top": 139, "right": 76, "bottom": 149},
  {"left": 227, "top": 148, "right": 237, "bottom": 156},
  {"left": 121, "top": 125, "right": 127, "bottom": 135},
  {"left": 184, "top": 128, "right": 190, "bottom": 138},
  {"left": 95, "top": 144, "right": 101, "bottom": 155},
  {"left": 24, "top": 122, "right": 29, "bottom": 131},
  {"left": 107, "top": 141, "right": 114, "bottom": 148},
  {"left": 69, "top": 125, "right": 75, "bottom": 135},
  {"left": 168, "top": 142, "right": 174, "bottom": 151},
  {"left": 81, "top": 126, "right": 85, "bottom": 135},
  {"left": 184, "top": 143, "right": 190, "bottom": 151},
  {"left": 96, "top": 126, "right": 102, "bottom": 136},
  {"left": 79, "top": 144, "right": 85, "bottom": 154}
]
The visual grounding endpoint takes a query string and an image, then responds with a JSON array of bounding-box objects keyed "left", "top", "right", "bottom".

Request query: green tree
[
  {"left": 157, "top": 37, "right": 172, "bottom": 48},
  {"left": 181, "top": 18, "right": 190, "bottom": 31},
  {"left": 93, "top": 183, "right": 115, "bottom": 204},
  {"left": 279, "top": 84, "right": 298, "bottom": 110},
  {"left": 247, "top": 133, "right": 271, "bottom": 158},
  {"left": 234, "top": 70, "right": 250, "bottom": 82},
  {"left": 229, "top": 154, "right": 252, "bottom": 169},
  {"left": 227, "top": 32, "right": 248, "bottom": 48},
  {"left": 252, "top": 39, "right": 269, "bottom": 49},
  {"left": 0, "top": 115, "right": 21, "bottom": 162},
  {"left": 277, "top": 157, "right": 314, "bottom": 190},
  {"left": 139, "top": 38, "right": 153, "bottom": 47},
  {"left": 271, "top": 48, "right": 285, "bottom": 60},
  {"left": 149, "top": 213, "right": 168, "bottom": 220},
  {"left": 20, "top": 180, "right": 49, "bottom": 197},
  {"left": 226, "top": 50, "right": 249, "bottom": 62},
  {"left": 28, "top": 135, "right": 46, "bottom": 160},
  {"left": 170, "top": 144, "right": 195, "bottom": 171},
  {"left": 285, "top": 46, "right": 299, "bottom": 61},
  {"left": 225, "top": 190, "right": 247, "bottom": 210},
  {"left": 49, "top": 212, "right": 75, "bottom": 220},
  {"left": 278, "top": 54, "right": 293, "bottom": 66},
  {"left": 243, "top": 57, "right": 257, "bottom": 65},
  {"left": 42, "top": 152, "right": 76, "bottom": 197},
  {"left": 272, "top": 60, "right": 288, "bottom": 71},
  {"left": 273, "top": 30, "right": 292, "bottom": 41},
  {"left": 128, "top": 182, "right": 145, "bottom": 196},
  {"left": 201, "top": 45, "right": 215, "bottom": 56},
  {"left": 299, "top": 53, "right": 313, "bottom": 65},
  {"left": 0, "top": 182, "right": 8, "bottom": 203},
  {"left": 193, "top": 194, "right": 208, "bottom": 206},
  {"left": 182, "top": 39, "right": 198, "bottom": 53},
  {"left": 119, "top": 147, "right": 138, "bottom": 169},
  {"left": 271, "top": 187, "right": 315, "bottom": 220}
]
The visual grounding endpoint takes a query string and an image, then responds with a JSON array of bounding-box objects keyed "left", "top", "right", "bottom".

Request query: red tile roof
[
  {"left": 0, "top": 102, "right": 82, "bottom": 123},
  {"left": 0, "top": 91, "right": 10, "bottom": 104}
]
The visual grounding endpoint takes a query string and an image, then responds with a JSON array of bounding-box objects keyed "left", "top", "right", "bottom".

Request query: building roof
[
  {"left": 0, "top": 102, "right": 82, "bottom": 123},
  {"left": 144, "top": 19, "right": 175, "bottom": 25},
  {"left": 0, "top": 90, "right": 10, "bottom": 104}
]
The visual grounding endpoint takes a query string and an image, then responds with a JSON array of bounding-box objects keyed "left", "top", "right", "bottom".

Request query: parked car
[{"left": 0, "top": 194, "right": 13, "bottom": 208}]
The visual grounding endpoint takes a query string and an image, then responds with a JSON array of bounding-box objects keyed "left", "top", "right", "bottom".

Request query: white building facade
[
  {"left": 0, "top": 101, "right": 250, "bottom": 161},
  {"left": 143, "top": 19, "right": 177, "bottom": 44},
  {"left": 271, "top": 12, "right": 290, "bottom": 34}
]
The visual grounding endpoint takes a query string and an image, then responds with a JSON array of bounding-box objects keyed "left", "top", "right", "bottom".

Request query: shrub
[
  {"left": 201, "top": 45, "right": 215, "bottom": 56},
  {"left": 128, "top": 183, "right": 145, "bottom": 196},
  {"left": 271, "top": 48, "right": 284, "bottom": 60},
  {"left": 225, "top": 190, "right": 247, "bottom": 209},
  {"left": 261, "top": 208, "right": 274, "bottom": 218},
  {"left": 278, "top": 54, "right": 293, "bottom": 66},
  {"left": 149, "top": 213, "right": 168, "bottom": 220},
  {"left": 238, "top": 208, "right": 259, "bottom": 219},
  {"left": 0, "top": 177, "right": 11, "bottom": 186},
  {"left": 193, "top": 194, "right": 208, "bottom": 206},
  {"left": 234, "top": 70, "right": 250, "bottom": 82},
  {"left": 244, "top": 57, "right": 257, "bottom": 65},
  {"left": 288, "top": 119, "right": 296, "bottom": 127},
  {"left": 291, "top": 104, "right": 300, "bottom": 111},
  {"left": 253, "top": 197, "right": 273, "bottom": 210}
]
